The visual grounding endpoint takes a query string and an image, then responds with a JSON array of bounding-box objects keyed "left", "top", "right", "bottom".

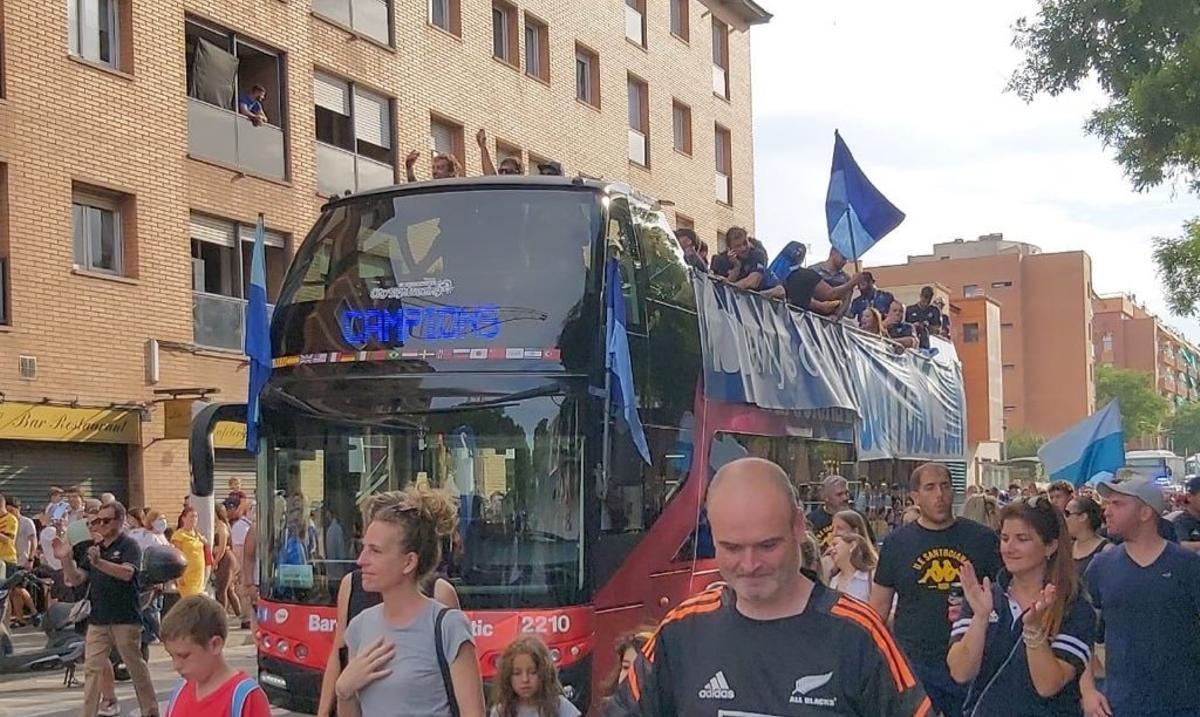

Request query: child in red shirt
[{"left": 161, "top": 594, "right": 272, "bottom": 717}]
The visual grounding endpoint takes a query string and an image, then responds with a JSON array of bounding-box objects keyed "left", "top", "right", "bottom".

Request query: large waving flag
[
  {"left": 605, "top": 257, "right": 650, "bottom": 464},
  {"left": 825, "top": 131, "right": 906, "bottom": 260},
  {"left": 245, "top": 213, "right": 272, "bottom": 453},
  {"left": 1037, "top": 400, "right": 1125, "bottom": 487}
]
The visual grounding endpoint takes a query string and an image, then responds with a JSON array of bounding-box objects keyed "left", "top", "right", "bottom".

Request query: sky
[{"left": 750, "top": 0, "right": 1200, "bottom": 342}]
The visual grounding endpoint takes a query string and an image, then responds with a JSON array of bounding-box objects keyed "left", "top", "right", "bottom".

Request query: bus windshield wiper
[{"left": 408, "top": 385, "right": 562, "bottom": 415}]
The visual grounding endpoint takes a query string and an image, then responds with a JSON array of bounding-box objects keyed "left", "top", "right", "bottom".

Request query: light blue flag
[
  {"left": 244, "top": 214, "right": 272, "bottom": 454},
  {"left": 605, "top": 257, "right": 651, "bottom": 464},
  {"left": 825, "top": 131, "right": 906, "bottom": 261},
  {"left": 1037, "top": 400, "right": 1125, "bottom": 487}
]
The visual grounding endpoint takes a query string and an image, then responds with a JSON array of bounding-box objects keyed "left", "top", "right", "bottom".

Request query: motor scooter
[{"left": 0, "top": 569, "right": 86, "bottom": 680}]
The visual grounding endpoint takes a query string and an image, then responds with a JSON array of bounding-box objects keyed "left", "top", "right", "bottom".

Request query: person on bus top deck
[
  {"left": 882, "top": 300, "right": 920, "bottom": 350},
  {"left": 870, "top": 463, "right": 1002, "bottom": 717},
  {"left": 905, "top": 286, "right": 942, "bottom": 335},
  {"left": 331, "top": 488, "right": 484, "bottom": 717},
  {"left": 810, "top": 246, "right": 851, "bottom": 288},
  {"left": 477, "top": 128, "right": 525, "bottom": 176},
  {"left": 1079, "top": 472, "right": 1200, "bottom": 717},
  {"left": 603, "top": 457, "right": 931, "bottom": 717},
  {"left": 405, "top": 149, "right": 462, "bottom": 182},
  {"left": 709, "top": 227, "right": 775, "bottom": 291},
  {"left": 316, "top": 497, "right": 462, "bottom": 717},
  {"left": 848, "top": 272, "right": 895, "bottom": 321},
  {"left": 762, "top": 242, "right": 858, "bottom": 316},
  {"left": 946, "top": 496, "right": 1096, "bottom": 717},
  {"left": 675, "top": 228, "right": 711, "bottom": 274}
]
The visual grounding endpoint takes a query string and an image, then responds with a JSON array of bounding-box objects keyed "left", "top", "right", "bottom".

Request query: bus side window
[
  {"left": 607, "top": 198, "right": 645, "bottom": 334},
  {"left": 602, "top": 426, "right": 690, "bottom": 534}
]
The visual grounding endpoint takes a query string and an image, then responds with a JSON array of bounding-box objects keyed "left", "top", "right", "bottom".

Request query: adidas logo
[{"left": 698, "top": 671, "right": 735, "bottom": 700}]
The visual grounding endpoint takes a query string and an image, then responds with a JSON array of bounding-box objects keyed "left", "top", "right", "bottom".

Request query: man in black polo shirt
[
  {"left": 58, "top": 501, "right": 159, "bottom": 717},
  {"left": 905, "top": 286, "right": 942, "bottom": 334},
  {"left": 710, "top": 227, "right": 772, "bottom": 291}
]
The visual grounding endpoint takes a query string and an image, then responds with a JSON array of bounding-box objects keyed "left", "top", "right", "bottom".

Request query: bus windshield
[
  {"left": 272, "top": 185, "right": 604, "bottom": 358},
  {"left": 259, "top": 393, "right": 585, "bottom": 610}
]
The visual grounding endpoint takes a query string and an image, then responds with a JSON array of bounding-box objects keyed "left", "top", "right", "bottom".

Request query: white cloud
[{"left": 751, "top": 0, "right": 1200, "bottom": 340}]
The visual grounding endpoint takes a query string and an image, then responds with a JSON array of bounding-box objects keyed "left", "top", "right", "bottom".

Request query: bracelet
[{"left": 1022, "top": 628, "right": 1047, "bottom": 648}]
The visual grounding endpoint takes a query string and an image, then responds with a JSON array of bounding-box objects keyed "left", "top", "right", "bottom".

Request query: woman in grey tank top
[{"left": 334, "top": 488, "right": 485, "bottom": 717}]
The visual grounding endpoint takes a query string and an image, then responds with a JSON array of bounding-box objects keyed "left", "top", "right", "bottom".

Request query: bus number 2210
[{"left": 520, "top": 614, "right": 571, "bottom": 634}]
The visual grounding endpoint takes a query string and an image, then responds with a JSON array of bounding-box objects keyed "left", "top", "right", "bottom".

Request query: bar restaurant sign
[{"left": 0, "top": 401, "right": 141, "bottom": 444}]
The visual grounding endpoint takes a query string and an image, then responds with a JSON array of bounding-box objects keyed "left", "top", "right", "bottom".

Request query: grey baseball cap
[{"left": 1096, "top": 470, "right": 1166, "bottom": 513}]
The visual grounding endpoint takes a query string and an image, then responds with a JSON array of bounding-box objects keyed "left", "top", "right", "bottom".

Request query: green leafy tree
[
  {"left": 1167, "top": 401, "right": 1200, "bottom": 456},
  {"left": 1010, "top": 2, "right": 1200, "bottom": 314},
  {"left": 1095, "top": 365, "right": 1171, "bottom": 441},
  {"left": 1005, "top": 430, "right": 1046, "bottom": 459}
]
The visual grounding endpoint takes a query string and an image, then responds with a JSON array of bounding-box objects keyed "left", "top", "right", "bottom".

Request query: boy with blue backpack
[{"left": 161, "top": 594, "right": 271, "bottom": 717}]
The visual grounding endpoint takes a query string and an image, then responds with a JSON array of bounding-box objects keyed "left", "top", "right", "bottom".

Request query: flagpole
[{"left": 845, "top": 210, "right": 857, "bottom": 263}]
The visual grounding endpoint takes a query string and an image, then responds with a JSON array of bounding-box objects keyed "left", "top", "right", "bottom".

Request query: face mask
[{"left": 152, "top": 518, "right": 168, "bottom": 533}]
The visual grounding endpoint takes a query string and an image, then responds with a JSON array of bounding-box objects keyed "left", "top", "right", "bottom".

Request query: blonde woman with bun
[{"left": 334, "top": 488, "right": 485, "bottom": 717}]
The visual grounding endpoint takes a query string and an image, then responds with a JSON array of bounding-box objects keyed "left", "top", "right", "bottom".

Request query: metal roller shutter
[
  {"left": 213, "top": 449, "right": 256, "bottom": 503},
  {"left": 0, "top": 441, "right": 128, "bottom": 512}
]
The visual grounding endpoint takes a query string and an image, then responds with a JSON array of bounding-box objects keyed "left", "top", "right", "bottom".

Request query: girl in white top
[
  {"left": 490, "top": 635, "right": 580, "bottom": 717},
  {"left": 830, "top": 533, "right": 877, "bottom": 602}
]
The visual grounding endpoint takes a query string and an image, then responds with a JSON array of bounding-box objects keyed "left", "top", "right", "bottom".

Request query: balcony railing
[
  {"left": 188, "top": 98, "right": 286, "bottom": 180},
  {"left": 193, "top": 292, "right": 275, "bottom": 352},
  {"left": 315, "top": 143, "right": 395, "bottom": 197}
]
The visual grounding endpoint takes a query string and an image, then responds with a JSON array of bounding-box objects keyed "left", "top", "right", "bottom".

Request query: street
[{"left": 0, "top": 625, "right": 304, "bottom": 717}]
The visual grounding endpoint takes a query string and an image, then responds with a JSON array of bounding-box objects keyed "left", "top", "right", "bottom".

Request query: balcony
[
  {"left": 315, "top": 143, "right": 395, "bottom": 197},
  {"left": 193, "top": 292, "right": 274, "bottom": 352},
  {"left": 313, "top": 0, "right": 389, "bottom": 44},
  {"left": 712, "top": 64, "right": 728, "bottom": 98},
  {"left": 627, "top": 129, "right": 646, "bottom": 166},
  {"left": 188, "top": 98, "right": 286, "bottom": 180}
]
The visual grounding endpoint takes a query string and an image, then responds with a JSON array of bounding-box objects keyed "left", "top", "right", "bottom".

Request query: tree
[
  {"left": 1009, "top": 2, "right": 1200, "bottom": 314},
  {"left": 1168, "top": 401, "right": 1200, "bottom": 456},
  {"left": 1095, "top": 365, "right": 1171, "bottom": 441},
  {"left": 1005, "top": 430, "right": 1045, "bottom": 459}
]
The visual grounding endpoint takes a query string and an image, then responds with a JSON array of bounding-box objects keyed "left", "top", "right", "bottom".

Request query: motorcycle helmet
[{"left": 141, "top": 544, "right": 188, "bottom": 584}]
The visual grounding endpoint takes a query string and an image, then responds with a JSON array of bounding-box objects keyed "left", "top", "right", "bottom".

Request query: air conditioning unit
[{"left": 18, "top": 355, "right": 37, "bottom": 380}]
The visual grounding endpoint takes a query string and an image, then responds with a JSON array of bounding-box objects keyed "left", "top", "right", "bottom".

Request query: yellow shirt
[
  {"left": 171, "top": 529, "right": 207, "bottom": 596},
  {"left": 0, "top": 512, "right": 17, "bottom": 563}
]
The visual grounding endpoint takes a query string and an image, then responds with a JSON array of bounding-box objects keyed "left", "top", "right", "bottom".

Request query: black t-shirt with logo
[
  {"left": 604, "top": 585, "right": 929, "bottom": 717},
  {"left": 83, "top": 533, "right": 143, "bottom": 625},
  {"left": 905, "top": 303, "right": 941, "bottom": 330},
  {"left": 874, "top": 518, "right": 1001, "bottom": 664}
]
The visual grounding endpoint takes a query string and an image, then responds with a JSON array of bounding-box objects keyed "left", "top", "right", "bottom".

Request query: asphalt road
[{"left": 0, "top": 625, "right": 305, "bottom": 716}]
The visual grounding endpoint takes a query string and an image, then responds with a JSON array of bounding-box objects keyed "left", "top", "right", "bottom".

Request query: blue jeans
[{"left": 912, "top": 659, "right": 966, "bottom": 717}]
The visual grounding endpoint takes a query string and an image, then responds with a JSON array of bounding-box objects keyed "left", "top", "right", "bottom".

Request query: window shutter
[
  {"left": 190, "top": 214, "right": 237, "bottom": 247},
  {"left": 353, "top": 89, "right": 390, "bottom": 148},
  {"left": 313, "top": 72, "right": 349, "bottom": 115}
]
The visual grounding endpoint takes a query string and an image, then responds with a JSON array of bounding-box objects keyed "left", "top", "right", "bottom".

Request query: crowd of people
[{"left": 677, "top": 226, "right": 952, "bottom": 353}]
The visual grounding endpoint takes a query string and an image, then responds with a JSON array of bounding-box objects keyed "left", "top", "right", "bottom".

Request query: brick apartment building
[
  {"left": 871, "top": 234, "right": 1097, "bottom": 441},
  {"left": 0, "top": 0, "right": 769, "bottom": 511},
  {"left": 1093, "top": 293, "right": 1200, "bottom": 449}
]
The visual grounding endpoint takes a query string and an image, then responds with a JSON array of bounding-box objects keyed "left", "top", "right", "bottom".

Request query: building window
[
  {"left": 627, "top": 74, "right": 649, "bottom": 167},
  {"left": 670, "top": 0, "right": 689, "bottom": 40},
  {"left": 430, "top": 115, "right": 465, "bottom": 172},
  {"left": 492, "top": 1, "right": 517, "bottom": 65},
  {"left": 575, "top": 43, "right": 599, "bottom": 107},
  {"left": 185, "top": 19, "right": 287, "bottom": 180},
  {"left": 1001, "top": 322, "right": 1013, "bottom": 329},
  {"left": 313, "top": 72, "right": 395, "bottom": 196},
  {"left": 496, "top": 140, "right": 522, "bottom": 169},
  {"left": 67, "top": 0, "right": 120, "bottom": 68},
  {"left": 714, "top": 124, "right": 732, "bottom": 204},
  {"left": 1003, "top": 363, "right": 1015, "bottom": 370},
  {"left": 990, "top": 280, "right": 1013, "bottom": 288},
  {"left": 0, "top": 164, "right": 8, "bottom": 324},
  {"left": 72, "top": 190, "right": 125, "bottom": 275},
  {"left": 524, "top": 14, "right": 549, "bottom": 82},
  {"left": 675, "top": 213, "right": 693, "bottom": 230},
  {"left": 716, "top": 229, "right": 727, "bottom": 252},
  {"left": 428, "top": 0, "right": 460, "bottom": 35},
  {"left": 624, "top": 0, "right": 645, "bottom": 48},
  {"left": 963, "top": 284, "right": 982, "bottom": 297},
  {"left": 711, "top": 17, "right": 729, "bottom": 98},
  {"left": 963, "top": 322, "right": 980, "bottom": 343},
  {"left": 190, "top": 213, "right": 284, "bottom": 351},
  {"left": 672, "top": 100, "right": 692, "bottom": 155},
  {"left": 313, "top": 0, "right": 390, "bottom": 45},
  {"left": 1102, "top": 332, "right": 1113, "bottom": 352}
]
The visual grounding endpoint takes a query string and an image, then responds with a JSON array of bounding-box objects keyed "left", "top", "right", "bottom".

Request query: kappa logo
[
  {"left": 789, "top": 672, "right": 836, "bottom": 707},
  {"left": 698, "top": 671, "right": 735, "bottom": 700},
  {"left": 912, "top": 548, "right": 970, "bottom": 589}
]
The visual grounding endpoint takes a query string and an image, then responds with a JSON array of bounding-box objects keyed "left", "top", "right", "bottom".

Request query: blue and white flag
[
  {"left": 605, "top": 257, "right": 650, "bottom": 464},
  {"left": 244, "top": 213, "right": 272, "bottom": 454},
  {"left": 1037, "top": 400, "right": 1125, "bottom": 487},
  {"left": 825, "top": 131, "right": 905, "bottom": 260}
]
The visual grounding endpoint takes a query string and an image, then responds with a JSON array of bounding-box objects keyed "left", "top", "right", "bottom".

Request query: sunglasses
[{"left": 89, "top": 516, "right": 117, "bottom": 527}]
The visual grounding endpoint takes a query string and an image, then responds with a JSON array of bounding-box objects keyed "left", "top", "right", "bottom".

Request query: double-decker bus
[{"left": 189, "top": 176, "right": 965, "bottom": 713}]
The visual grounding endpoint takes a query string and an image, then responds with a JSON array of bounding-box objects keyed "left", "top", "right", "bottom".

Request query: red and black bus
[{"left": 188, "top": 176, "right": 942, "bottom": 712}]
